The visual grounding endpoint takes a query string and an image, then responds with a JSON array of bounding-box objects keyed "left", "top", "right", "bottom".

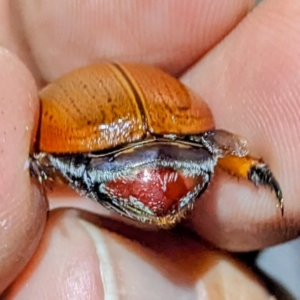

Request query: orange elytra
[{"left": 37, "top": 62, "right": 214, "bottom": 153}]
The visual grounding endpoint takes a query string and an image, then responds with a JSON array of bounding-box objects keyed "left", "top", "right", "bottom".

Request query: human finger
[
  {"left": 0, "top": 48, "right": 47, "bottom": 293},
  {"left": 3, "top": 0, "right": 254, "bottom": 84},
  {"left": 181, "top": 0, "right": 300, "bottom": 251},
  {"left": 5, "top": 209, "right": 273, "bottom": 299}
]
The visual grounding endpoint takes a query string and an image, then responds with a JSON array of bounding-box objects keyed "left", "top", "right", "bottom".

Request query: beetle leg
[
  {"left": 188, "top": 130, "right": 284, "bottom": 216},
  {"left": 217, "top": 154, "right": 284, "bottom": 216},
  {"left": 188, "top": 129, "right": 250, "bottom": 157}
]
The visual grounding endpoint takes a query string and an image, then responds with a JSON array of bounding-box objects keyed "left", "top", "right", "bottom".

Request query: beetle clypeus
[{"left": 30, "top": 63, "right": 284, "bottom": 228}]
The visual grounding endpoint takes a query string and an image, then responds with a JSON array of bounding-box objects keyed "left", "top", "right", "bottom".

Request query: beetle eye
[{"left": 104, "top": 166, "right": 207, "bottom": 216}]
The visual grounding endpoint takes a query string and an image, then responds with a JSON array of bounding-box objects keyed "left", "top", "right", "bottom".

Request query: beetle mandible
[{"left": 30, "top": 62, "right": 284, "bottom": 228}]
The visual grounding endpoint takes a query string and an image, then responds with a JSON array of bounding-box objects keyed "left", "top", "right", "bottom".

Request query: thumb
[{"left": 0, "top": 48, "right": 47, "bottom": 293}]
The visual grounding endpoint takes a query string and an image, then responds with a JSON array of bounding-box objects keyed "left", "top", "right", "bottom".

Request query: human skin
[{"left": 0, "top": 0, "right": 299, "bottom": 298}]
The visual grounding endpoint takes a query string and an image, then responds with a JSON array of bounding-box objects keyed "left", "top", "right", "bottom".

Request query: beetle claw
[{"left": 248, "top": 163, "right": 284, "bottom": 216}]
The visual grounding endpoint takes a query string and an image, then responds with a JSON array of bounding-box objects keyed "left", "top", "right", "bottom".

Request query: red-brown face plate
[{"left": 105, "top": 167, "right": 204, "bottom": 216}]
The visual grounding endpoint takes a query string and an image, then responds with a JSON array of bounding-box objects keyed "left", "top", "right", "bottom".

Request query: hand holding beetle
[{"left": 1, "top": 1, "right": 300, "bottom": 298}]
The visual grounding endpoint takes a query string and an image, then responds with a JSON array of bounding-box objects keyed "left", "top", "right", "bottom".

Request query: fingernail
[
  {"left": 80, "top": 219, "right": 195, "bottom": 300},
  {"left": 81, "top": 215, "right": 275, "bottom": 300}
]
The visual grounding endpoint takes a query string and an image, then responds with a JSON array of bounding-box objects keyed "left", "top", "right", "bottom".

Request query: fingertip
[
  {"left": 0, "top": 48, "right": 47, "bottom": 292},
  {"left": 181, "top": 0, "right": 300, "bottom": 251}
]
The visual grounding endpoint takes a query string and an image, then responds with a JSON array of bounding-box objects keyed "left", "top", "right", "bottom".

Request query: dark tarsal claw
[{"left": 248, "top": 163, "right": 284, "bottom": 216}]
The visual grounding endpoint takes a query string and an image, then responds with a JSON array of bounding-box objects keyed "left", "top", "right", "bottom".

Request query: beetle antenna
[{"left": 248, "top": 163, "right": 284, "bottom": 216}]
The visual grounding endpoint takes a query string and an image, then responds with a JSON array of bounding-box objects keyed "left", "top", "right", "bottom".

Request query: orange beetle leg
[{"left": 217, "top": 155, "right": 284, "bottom": 216}]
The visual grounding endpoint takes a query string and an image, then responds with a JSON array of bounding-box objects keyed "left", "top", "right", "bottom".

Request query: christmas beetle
[{"left": 30, "top": 63, "right": 284, "bottom": 228}]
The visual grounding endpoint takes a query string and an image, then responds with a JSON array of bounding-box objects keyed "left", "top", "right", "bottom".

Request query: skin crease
[{"left": 0, "top": 0, "right": 299, "bottom": 298}]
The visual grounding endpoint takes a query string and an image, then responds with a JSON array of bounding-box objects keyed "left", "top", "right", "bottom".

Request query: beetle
[{"left": 30, "top": 62, "right": 284, "bottom": 228}]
